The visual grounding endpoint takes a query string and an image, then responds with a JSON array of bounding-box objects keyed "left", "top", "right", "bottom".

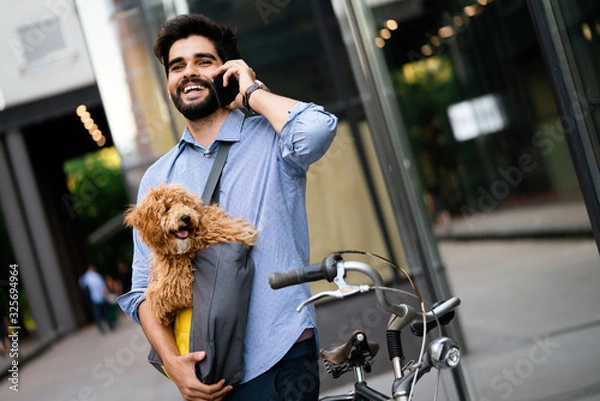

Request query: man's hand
[
  {"left": 164, "top": 351, "right": 232, "bottom": 401},
  {"left": 212, "top": 59, "right": 299, "bottom": 133},
  {"left": 138, "top": 301, "right": 232, "bottom": 401},
  {"left": 212, "top": 59, "right": 256, "bottom": 110}
]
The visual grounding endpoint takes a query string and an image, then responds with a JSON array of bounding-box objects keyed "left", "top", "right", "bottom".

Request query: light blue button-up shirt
[{"left": 117, "top": 102, "right": 337, "bottom": 383}]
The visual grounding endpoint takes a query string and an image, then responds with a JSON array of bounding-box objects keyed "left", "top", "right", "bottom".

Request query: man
[
  {"left": 80, "top": 265, "right": 112, "bottom": 333},
  {"left": 117, "top": 13, "right": 337, "bottom": 401}
]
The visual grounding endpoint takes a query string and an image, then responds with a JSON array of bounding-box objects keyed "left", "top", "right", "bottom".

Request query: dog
[{"left": 125, "top": 183, "right": 258, "bottom": 326}]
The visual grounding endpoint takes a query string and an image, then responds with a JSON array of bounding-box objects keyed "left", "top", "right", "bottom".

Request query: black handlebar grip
[
  {"left": 386, "top": 329, "right": 404, "bottom": 361},
  {"left": 269, "top": 263, "right": 324, "bottom": 289},
  {"left": 410, "top": 299, "right": 458, "bottom": 337}
]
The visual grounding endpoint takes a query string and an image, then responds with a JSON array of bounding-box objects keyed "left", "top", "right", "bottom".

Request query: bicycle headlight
[{"left": 428, "top": 337, "right": 461, "bottom": 369}]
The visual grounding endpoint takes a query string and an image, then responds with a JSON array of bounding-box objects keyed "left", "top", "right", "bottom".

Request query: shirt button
[{"left": 204, "top": 152, "right": 211, "bottom": 158}]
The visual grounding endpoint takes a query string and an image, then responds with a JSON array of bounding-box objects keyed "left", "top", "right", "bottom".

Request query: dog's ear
[{"left": 124, "top": 204, "right": 140, "bottom": 228}]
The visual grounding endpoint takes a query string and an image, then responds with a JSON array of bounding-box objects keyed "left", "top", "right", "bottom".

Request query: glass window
[{"left": 373, "top": 0, "right": 582, "bottom": 228}]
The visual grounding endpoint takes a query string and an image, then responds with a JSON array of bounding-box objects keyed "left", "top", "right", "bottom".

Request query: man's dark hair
[{"left": 154, "top": 14, "right": 241, "bottom": 75}]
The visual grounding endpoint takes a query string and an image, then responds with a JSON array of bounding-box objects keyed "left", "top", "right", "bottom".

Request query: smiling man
[
  {"left": 117, "top": 13, "right": 337, "bottom": 401},
  {"left": 166, "top": 37, "right": 222, "bottom": 123}
]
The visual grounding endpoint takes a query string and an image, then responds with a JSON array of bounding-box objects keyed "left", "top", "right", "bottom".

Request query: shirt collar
[{"left": 178, "top": 109, "right": 245, "bottom": 150}]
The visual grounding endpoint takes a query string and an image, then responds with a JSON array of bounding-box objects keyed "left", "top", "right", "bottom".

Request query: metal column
[
  {"left": 0, "top": 129, "right": 78, "bottom": 339},
  {"left": 330, "top": 0, "right": 471, "bottom": 399},
  {"left": 527, "top": 0, "right": 600, "bottom": 253}
]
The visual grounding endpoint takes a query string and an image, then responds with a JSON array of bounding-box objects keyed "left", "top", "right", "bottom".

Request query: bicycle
[{"left": 269, "top": 250, "right": 462, "bottom": 401}]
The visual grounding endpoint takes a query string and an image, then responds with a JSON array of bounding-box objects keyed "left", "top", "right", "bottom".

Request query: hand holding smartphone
[{"left": 211, "top": 73, "right": 240, "bottom": 108}]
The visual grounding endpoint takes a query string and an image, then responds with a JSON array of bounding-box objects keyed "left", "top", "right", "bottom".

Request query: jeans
[
  {"left": 90, "top": 301, "right": 114, "bottom": 333},
  {"left": 225, "top": 337, "right": 320, "bottom": 401}
]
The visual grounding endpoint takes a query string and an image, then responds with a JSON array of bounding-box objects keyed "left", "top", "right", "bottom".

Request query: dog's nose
[{"left": 180, "top": 215, "right": 191, "bottom": 225}]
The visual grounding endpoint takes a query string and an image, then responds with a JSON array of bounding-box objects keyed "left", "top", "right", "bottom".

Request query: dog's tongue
[{"left": 175, "top": 229, "right": 189, "bottom": 239}]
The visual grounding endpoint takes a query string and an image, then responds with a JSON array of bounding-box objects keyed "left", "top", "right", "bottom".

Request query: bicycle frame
[{"left": 320, "top": 383, "right": 390, "bottom": 401}]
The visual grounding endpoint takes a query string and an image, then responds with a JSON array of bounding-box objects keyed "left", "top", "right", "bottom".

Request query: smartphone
[{"left": 211, "top": 73, "right": 239, "bottom": 108}]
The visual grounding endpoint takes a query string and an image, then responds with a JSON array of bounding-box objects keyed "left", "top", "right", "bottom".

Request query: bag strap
[{"left": 202, "top": 142, "right": 232, "bottom": 205}]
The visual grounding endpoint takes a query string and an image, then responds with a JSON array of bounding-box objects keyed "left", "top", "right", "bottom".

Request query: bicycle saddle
[{"left": 320, "top": 330, "right": 380, "bottom": 365}]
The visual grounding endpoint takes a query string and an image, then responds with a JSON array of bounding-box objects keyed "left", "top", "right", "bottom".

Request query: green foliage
[
  {"left": 63, "top": 147, "right": 132, "bottom": 275},
  {"left": 389, "top": 56, "right": 467, "bottom": 211}
]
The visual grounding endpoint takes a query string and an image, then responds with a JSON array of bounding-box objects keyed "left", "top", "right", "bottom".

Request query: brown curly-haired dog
[{"left": 125, "top": 183, "right": 258, "bottom": 326}]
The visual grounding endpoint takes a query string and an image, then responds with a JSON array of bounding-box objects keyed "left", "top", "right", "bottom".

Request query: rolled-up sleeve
[
  {"left": 278, "top": 102, "right": 337, "bottom": 175},
  {"left": 116, "top": 178, "right": 154, "bottom": 324},
  {"left": 116, "top": 230, "right": 150, "bottom": 324}
]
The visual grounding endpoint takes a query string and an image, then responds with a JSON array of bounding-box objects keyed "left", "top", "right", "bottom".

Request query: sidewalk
[
  {"left": 1, "top": 201, "right": 598, "bottom": 400},
  {"left": 435, "top": 200, "right": 593, "bottom": 240},
  {"left": 321, "top": 236, "right": 600, "bottom": 400},
  {"left": 0, "top": 316, "right": 183, "bottom": 400}
]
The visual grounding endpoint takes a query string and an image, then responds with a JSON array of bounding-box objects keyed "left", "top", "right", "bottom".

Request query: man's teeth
[{"left": 183, "top": 85, "right": 204, "bottom": 94}]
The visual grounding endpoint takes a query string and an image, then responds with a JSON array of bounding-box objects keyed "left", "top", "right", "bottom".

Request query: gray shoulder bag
[{"left": 148, "top": 141, "right": 254, "bottom": 385}]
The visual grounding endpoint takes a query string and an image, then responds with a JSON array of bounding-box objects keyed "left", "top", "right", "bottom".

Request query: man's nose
[{"left": 182, "top": 64, "right": 199, "bottom": 78}]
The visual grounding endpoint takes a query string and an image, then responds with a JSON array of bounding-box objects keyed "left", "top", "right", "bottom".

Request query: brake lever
[
  {"left": 296, "top": 261, "right": 371, "bottom": 311},
  {"left": 296, "top": 284, "right": 371, "bottom": 311}
]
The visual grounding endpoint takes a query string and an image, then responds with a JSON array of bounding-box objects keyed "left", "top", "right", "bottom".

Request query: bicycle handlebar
[
  {"left": 270, "top": 252, "right": 462, "bottom": 400},
  {"left": 410, "top": 297, "right": 461, "bottom": 336},
  {"left": 269, "top": 254, "right": 340, "bottom": 289},
  {"left": 269, "top": 253, "right": 415, "bottom": 319}
]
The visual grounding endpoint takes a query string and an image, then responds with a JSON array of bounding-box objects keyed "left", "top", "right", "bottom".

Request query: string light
[
  {"left": 84, "top": 119, "right": 95, "bottom": 130},
  {"left": 453, "top": 15, "right": 466, "bottom": 27},
  {"left": 76, "top": 104, "right": 106, "bottom": 148},
  {"left": 438, "top": 25, "right": 455, "bottom": 39},
  {"left": 409, "top": 1, "right": 492, "bottom": 58},
  {"left": 464, "top": 5, "right": 479, "bottom": 17},
  {"left": 582, "top": 23, "right": 592, "bottom": 41},
  {"left": 385, "top": 19, "right": 398, "bottom": 31},
  {"left": 76, "top": 105, "right": 87, "bottom": 117},
  {"left": 377, "top": 1, "right": 491, "bottom": 59}
]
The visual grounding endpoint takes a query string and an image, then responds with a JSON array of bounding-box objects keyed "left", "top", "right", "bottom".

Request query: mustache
[{"left": 177, "top": 77, "right": 212, "bottom": 93}]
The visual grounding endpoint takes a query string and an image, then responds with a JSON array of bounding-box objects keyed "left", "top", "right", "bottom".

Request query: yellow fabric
[
  {"left": 160, "top": 307, "right": 193, "bottom": 380},
  {"left": 174, "top": 308, "right": 193, "bottom": 355}
]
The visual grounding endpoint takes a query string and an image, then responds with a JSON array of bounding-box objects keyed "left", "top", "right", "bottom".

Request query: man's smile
[
  {"left": 178, "top": 78, "right": 211, "bottom": 97},
  {"left": 182, "top": 84, "right": 206, "bottom": 94}
]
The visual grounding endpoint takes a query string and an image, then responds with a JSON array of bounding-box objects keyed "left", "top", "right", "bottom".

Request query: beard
[{"left": 170, "top": 78, "right": 219, "bottom": 121}]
